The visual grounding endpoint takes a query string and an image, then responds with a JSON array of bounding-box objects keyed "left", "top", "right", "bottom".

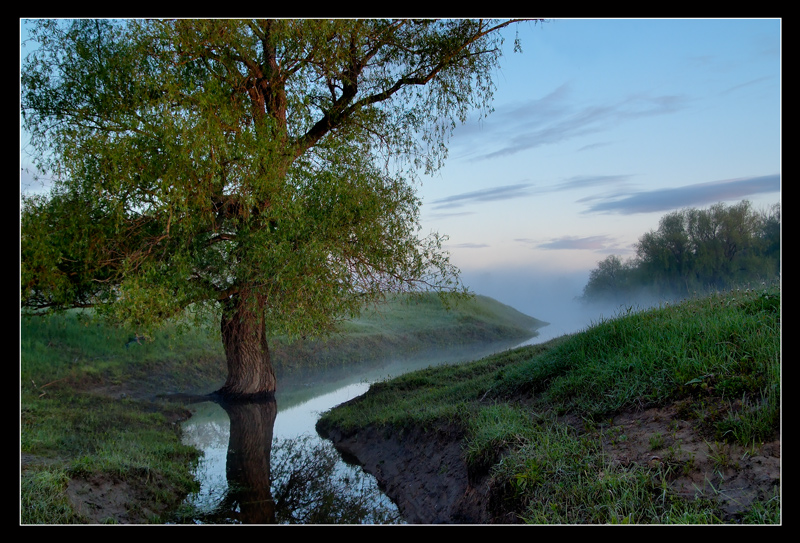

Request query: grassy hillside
[
  {"left": 317, "top": 285, "right": 781, "bottom": 524},
  {"left": 272, "top": 293, "right": 547, "bottom": 374},
  {"left": 20, "top": 292, "right": 545, "bottom": 524}
]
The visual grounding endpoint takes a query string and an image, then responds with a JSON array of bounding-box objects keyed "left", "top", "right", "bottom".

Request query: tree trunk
[{"left": 216, "top": 292, "right": 277, "bottom": 400}]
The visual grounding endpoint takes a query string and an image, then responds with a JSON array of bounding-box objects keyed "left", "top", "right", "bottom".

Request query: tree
[
  {"left": 757, "top": 203, "right": 781, "bottom": 274},
  {"left": 580, "top": 254, "right": 636, "bottom": 303},
  {"left": 21, "top": 18, "right": 535, "bottom": 400},
  {"left": 635, "top": 210, "right": 693, "bottom": 295},
  {"left": 582, "top": 200, "right": 781, "bottom": 305}
]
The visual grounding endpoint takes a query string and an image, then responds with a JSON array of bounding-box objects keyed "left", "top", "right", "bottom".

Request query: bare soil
[
  {"left": 21, "top": 384, "right": 198, "bottom": 525},
  {"left": 324, "top": 403, "right": 780, "bottom": 524}
]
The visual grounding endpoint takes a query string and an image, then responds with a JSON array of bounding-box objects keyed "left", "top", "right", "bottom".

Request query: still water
[{"left": 179, "top": 336, "right": 542, "bottom": 524}]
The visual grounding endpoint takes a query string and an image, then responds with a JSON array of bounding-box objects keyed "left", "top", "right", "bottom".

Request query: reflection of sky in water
[
  {"left": 273, "top": 382, "right": 369, "bottom": 438},
  {"left": 181, "top": 403, "right": 231, "bottom": 514},
  {"left": 182, "top": 381, "right": 385, "bottom": 520},
  {"left": 181, "top": 338, "right": 543, "bottom": 522}
]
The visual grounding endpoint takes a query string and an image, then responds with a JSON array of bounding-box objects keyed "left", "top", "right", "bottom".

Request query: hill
[
  {"left": 317, "top": 285, "right": 781, "bottom": 524},
  {"left": 271, "top": 293, "right": 548, "bottom": 375}
]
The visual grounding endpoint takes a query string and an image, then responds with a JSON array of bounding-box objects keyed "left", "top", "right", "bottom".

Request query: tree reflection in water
[{"left": 180, "top": 398, "right": 402, "bottom": 524}]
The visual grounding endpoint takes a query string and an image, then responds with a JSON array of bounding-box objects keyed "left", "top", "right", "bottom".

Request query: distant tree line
[{"left": 580, "top": 200, "right": 780, "bottom": 304}]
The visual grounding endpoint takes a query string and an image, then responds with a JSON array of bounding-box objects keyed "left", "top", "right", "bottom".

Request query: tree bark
[{"left": 216, "top": 291, "right": 277, "bottom": 400}]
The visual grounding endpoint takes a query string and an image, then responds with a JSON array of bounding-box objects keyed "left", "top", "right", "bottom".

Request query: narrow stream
[{"left": 178, "top": 336, "right": 543, "bottom": 524}]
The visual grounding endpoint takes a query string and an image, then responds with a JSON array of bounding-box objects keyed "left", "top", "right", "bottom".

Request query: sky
[
  {"left": 413, "top": 18, "right": 781, "bottom": 335},
  {"left": 20, "top": 18, "right": 781, "bottom": 338}
]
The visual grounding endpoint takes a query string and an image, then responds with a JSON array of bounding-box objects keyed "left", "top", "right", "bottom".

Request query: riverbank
[
  {"left": 21, "top": 293, "right": 544, "bottom": 524},
  {"left": 317, "top": 286, "right": 781, "bottom": 524}
]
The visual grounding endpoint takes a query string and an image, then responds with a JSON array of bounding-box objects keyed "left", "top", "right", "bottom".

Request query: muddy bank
[
  {"left": 317, "top": 422, "right": 515, "bottom": 524},
  {"left": 319, "top": 403, "right": 781, "bottom": 524}
]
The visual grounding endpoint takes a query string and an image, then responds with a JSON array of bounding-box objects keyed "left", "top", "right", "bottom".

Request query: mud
[{"left": 322, "top": 403, "right": 780, "bottom": 524}]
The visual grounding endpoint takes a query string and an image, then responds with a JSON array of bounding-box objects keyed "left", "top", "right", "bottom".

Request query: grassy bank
[
  {"left": 20, "top": 311, "right": 222, "bottom": 524},
  {"left": 20, "top": 293, "right": 543, "bottom": 524},
  {"left": 317, "top": 286, "right": 781, "bottom": 524},
  {"left": 270, "top": 293, "right": 547, "bottom": 375}
]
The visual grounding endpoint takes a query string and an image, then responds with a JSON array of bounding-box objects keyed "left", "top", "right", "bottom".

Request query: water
[{"left": 179, "top": 336, "right": 543, "bottom": 524}]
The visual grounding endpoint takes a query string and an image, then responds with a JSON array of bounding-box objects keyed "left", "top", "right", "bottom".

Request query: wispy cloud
[
  {"left": 456, "top": 83, "right": 691, "bottom": 161},
  {"left": 580, "top": 174, "right": 780, "bottom": 215},
  {"left": 430, "top": 174, "right": 632, "bottom": 219},
  {"left": 424, "top": 210, "right": 477, "bottom": 221},
  {"left": 430, "top": 174, "right": 632, "bottom": 213},
  {"left": 449, "top": 242, "right": 491, "bottom": 249},
  {"left": 719, "top": 75, "right": 774, "bottom": 97},
  {"left": 548, "top": 174, "right": 634, "bottom": 193},
  {"left": 576, "top": 141, "right": 614, "bottom": 152},
  {"left": 430, "top": 183, "right": 533, "bottom": 210},
  {"left": 517, "top": 234, "right": 628, "bottom": 253}
]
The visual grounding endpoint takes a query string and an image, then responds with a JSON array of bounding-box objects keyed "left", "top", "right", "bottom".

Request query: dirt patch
[
  {"left": 320, "top": 423, "right": 497, "bottom": 524},
  {"left": 323, "top": 403, "right": 780, "bottom": 524},
  {"left": 21, "top": 452, "right": 170, "bottom": 524},
  {"left": 591, "top": 405, "right": 780, "bottom": 520},
  {"left": 66, "top": 475, "right": 158, "bottom": 524},
  {"left": 21, "top": 381, "right": 200, "bottom": 525}
]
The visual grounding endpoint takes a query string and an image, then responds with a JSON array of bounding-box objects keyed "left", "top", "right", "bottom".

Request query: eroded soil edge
[{"left": 322, "top": 403, "right": 780, "bottom": 524}]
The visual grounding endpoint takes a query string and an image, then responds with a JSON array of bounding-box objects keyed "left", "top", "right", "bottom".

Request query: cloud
[
  {"left": 450, "top": 242, "right": 491, "bottom": 249},
  {"left": 430, "top": 183, "right": 533, "bottom": 210},
  {"left": 516, "top": 234, "right": 628, "bottom": 253},
  {"left": 431, "top": 174, "right": 632, "bottom": 214},
  {"left": 580, "top": 174, "right": 780, "bottom": 215},
  {"left": 549, "top": 174, "right": 634, "bottom": 193},
  {"left": 719, "top": 76, "right": 774, "bottom": 97},
  {"left": 576, "top": 141, "right": 614, "bottom": 152},
  {"left": 459, "top": 84, "right": 691, "bottom": 161},
  {"left": 425, "top": 214, "right": 477, "bottom": 225}
]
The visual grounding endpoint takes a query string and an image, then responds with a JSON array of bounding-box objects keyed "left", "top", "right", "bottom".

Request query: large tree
[{"left": 21, "top": 18, "right": 533, "bottom": 400}]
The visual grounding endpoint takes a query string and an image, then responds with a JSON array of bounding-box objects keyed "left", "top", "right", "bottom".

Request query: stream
[{"left": 179, "top": 334, "right": 549, "bottom": 524}]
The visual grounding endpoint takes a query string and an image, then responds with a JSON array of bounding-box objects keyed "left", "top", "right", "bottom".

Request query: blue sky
[
  {"left": 20, "top": 18, "right": 781, "bottom": 333},
  {"left": 414, "top": 18, "right": 780, "bottom": 330}
]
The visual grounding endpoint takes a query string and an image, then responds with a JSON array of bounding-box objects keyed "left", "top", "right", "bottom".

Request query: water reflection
[
  {"left": 218, "top": 399, "right": 277, "bottom": 523},
  {"left": 179, "top": 336, "right": 539, "bottom": 524},
  {"left": 180, "top": 398, "right": 401, "bottom": 524}
]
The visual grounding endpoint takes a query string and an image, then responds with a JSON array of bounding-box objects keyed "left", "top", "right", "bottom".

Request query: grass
[
  {"left": 22, "top": 286, "right": 779, "bottom": 524},
  {"left": 21, "top": 308, "right": 225, "bottom": 395},
  {"left": 482, "top": 412, "right": 726, "bottom": 524},
  {"left": 270, "top": 293, "right": 547, "bottom": 373},
  {"left": 20, "top": 309, "right": 224, "bottom": 524},
  {"left": 317, "top": 285, "right": 781, "bottom": 524},
  {"left": 21, "top": 466, "right": 83, "bottom": 524},
  {"left": 20, "top": 378, "right": 205, "bottom": 524},
  {"left": 20, "top": 293, "right": 542, "bottom": 524}
]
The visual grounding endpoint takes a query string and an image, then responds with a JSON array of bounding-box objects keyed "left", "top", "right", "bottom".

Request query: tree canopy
[
  {"left": 580, "top": 200, "right": 781, "bottom": 305},
  {"left": 21, "top": 18, "right": 534, "bottom": 398}
]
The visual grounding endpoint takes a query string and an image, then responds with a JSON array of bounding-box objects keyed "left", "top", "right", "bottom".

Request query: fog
[{"left": 460, "top": 267, "right": 637, "bottom": 344}]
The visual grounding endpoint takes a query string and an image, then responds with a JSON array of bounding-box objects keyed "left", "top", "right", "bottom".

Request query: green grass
[
  {"left": 20, "top": 293, "right": 543, "bottom": 524},
  {"left": 23, "top": 287, "right": 779, "bottom": 523},
  {"left": 21, "top": 466, "right": 84, "bottom": 524},
  {"left": 20, "top": 381, "right": 203, "bottom": 524},
  {"left": 21, "top": 308, "right": 226, "bottom": 394},
  {"left": 346, "top": 293, "right": 546, "bottom": 336},
  {"left": 271, "top": 293, "right": 547, "bottom": 373},
  {"left": 317, "top": 285, "right": 781, "bottom": 524},
  {"left": 480, "top": 409, "right": 728, "bottom": 524}
]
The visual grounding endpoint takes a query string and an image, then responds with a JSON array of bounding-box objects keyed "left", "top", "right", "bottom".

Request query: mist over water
[
  {"left": 461, "top": 267, "right": 635, "bottom": 344},
  {"left": 180, "top": 268, "right": 647, "bottom": 523}
]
